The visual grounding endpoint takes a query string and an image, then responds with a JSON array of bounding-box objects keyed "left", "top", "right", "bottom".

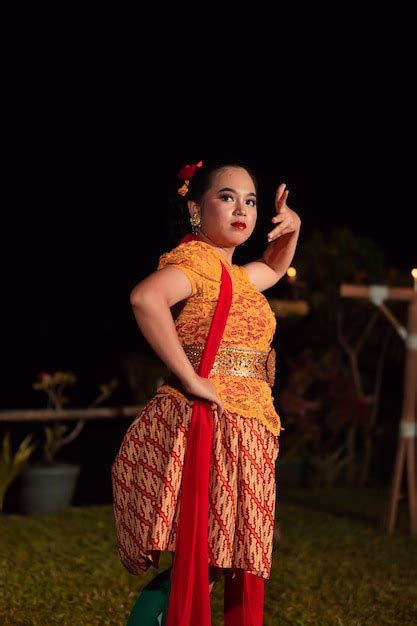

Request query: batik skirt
[{"left": 111, "top": 390, "right": 279, "bottom": 580}]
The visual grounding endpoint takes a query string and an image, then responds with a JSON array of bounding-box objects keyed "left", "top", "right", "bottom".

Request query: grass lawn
[{"left": 0, "top": 487, "right": 416, "bottom": 625}]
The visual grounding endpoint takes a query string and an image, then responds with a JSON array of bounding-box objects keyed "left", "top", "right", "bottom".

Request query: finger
[
  {"left": 267, "top": 220, "right": 293, "bottom": 241},
  {"left": 276, "top": 189, "right": 289, "bottom": 213},
  {"left": 212, "top": 402, "right": 224, "bottom": 418},
  {"left": 275, "top": 183, "right": 286, "bottom": 207},
  {"left": 271, "top": 212, "right": 286, "bottom": 224},
  {"left": 269, "top": 215, "right": 290, "bottom": 234}
]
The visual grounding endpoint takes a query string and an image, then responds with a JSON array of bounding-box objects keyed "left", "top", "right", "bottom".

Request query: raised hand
[{"left": 267, "top": 183, "right": 301, "bottom": 242}]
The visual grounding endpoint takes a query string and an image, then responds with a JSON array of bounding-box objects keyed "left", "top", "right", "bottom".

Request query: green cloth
[{"left": 126, "top": 568, "right": 171, "bottom": 626}]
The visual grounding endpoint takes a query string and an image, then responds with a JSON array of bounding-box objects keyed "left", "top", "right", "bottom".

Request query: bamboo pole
[
  {"left": 387, "top": 295, "right": 417, "bottom": 534},
  {"left": 340, "top": 285, "right": 415, "bottom": 301},
  {"left": 0, "top": 406, "right": 144, "bottom": 423},
  {"left": 268, "top": 299, "right": 310, "bottom": 317},
  {"left": 340, "top": 284, "right": 417, "bottom": 536}
]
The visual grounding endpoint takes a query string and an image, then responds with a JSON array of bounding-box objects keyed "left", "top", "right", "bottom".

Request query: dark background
[
  {"left": 4, "top": 8, "right": 415, "bottom": 386},
  {"left": 2, "top": 12, "right": 416, "bottom": 504},
  {"left": 5, "top": 94, "right": 415, "bottom": 410}
]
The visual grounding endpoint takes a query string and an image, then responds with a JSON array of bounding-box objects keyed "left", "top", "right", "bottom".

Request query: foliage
[
  {"left": 33, "top": 371, "right": 118, "bottom": 465},
  {"left": 0, "top": 490, "right": 415, "bottom": 625},
  {"left": 295, "top": 227, "right": 387, "bottom": 350},
  {"left": 307, "top": 444, "right": 349, "bottom": 487},
  {"left": 0, "top": 431, "right": 36, "bottom": 512},
  {"left": 279, "top": 348, "right": 368, "bottom": 483},
  {"left": 278, "top": 228, "right": 406, "bottom": 486}
]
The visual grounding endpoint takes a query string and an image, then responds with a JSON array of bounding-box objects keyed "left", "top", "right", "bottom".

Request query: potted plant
[
  {"left": 0, "top": 431, "right": 36, "bottom": 513},
  {"left": 18, "top": 371, "right": 117, "bottom": 513}
]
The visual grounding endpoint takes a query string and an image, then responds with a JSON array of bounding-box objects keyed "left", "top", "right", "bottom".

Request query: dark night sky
[{"left": 3, "top": 21, "right": 416, "bottom": 410}]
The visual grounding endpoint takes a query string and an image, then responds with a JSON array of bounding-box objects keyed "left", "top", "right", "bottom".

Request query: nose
[{"left": 234, "top": 200, "right": 246, "bottom": 216}]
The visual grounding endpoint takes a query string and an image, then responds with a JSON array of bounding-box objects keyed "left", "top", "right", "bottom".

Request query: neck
[{"left": 197, "top": 230, "right": 235, "bottom": 265}]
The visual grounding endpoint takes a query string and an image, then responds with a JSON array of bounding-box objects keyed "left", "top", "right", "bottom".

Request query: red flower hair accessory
[{"left": 177, "top": 160, "right": 203, "bottom": 196}]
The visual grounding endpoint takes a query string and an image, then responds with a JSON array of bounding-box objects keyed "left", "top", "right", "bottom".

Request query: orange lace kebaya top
[{"left": 156, "top": 239, "right": 282, "bottom": 437}]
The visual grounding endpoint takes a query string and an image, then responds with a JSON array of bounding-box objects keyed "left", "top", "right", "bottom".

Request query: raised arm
[
  {"left": 130, "top": 266, "right": 224, "bottom": 413},
  {"left": 243, "top": 183, "right": 301, "bottom": 292}
]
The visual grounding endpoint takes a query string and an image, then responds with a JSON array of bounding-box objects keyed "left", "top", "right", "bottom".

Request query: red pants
[{"left": 224, "top": 570, "right": 265, "bottom": 626}]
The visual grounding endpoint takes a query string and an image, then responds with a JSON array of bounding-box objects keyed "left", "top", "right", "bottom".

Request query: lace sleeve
[{"left": 157, "top": 241, "right": 221, "bottom": 297}]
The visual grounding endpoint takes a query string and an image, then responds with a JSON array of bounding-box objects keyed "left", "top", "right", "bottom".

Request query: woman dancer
[{"left": 112, "top": 159, "right": 301, "bottom": 625}]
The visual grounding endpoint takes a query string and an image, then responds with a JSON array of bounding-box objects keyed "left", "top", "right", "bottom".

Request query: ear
[{"left": 187, "top": 199, "right": 200, "bottom": 218}]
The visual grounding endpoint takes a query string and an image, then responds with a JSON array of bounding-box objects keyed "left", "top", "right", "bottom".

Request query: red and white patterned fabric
[{"left": 111, "top": 391, "right": 279, "bottom": 580}]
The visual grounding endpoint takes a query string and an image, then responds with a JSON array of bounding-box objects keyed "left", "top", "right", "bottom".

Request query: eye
[
  {"left": 246, "top": 198, "right": 256, "bottom": 207},
  {"left": 219, "top": 194, "right": 234, "bottom": 202}
]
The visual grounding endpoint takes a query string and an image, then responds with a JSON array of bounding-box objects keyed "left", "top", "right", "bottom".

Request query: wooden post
[
  {"left": 340, "top": 284, "right": 417, "bottom": 536},
  {"left": 389, "top": 294, "right": 417, "bottom": 535}
]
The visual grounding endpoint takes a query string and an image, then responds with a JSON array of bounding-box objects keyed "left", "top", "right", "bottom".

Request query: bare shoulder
[{"left": 242, "top": 259, "right": 283, "bottom": 292}]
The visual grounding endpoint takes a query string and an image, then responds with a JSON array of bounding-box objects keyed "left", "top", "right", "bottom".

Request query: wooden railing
[{"left": 0, "top": 406, "right": 144, "bottom": 423}]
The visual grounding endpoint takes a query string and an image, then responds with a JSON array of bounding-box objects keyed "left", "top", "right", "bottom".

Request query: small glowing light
[
  {"left": 287, "top": 267, "right": 297, "bottom": 279},
  {"left": 412, "top": 268, "right": 417, "bottom": 291}
]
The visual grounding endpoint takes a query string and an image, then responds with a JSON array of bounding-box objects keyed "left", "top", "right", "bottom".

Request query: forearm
[
  {"left": 131, "top": 294, "right": 196, "bottom": 387},
  {"left": 262, "top": 228, "right": 300, "bottom": 278}
]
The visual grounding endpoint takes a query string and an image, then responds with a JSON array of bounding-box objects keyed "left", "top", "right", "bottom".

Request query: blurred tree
[{"left": 279, "top": 228, "right": 406, "bottom": 486}]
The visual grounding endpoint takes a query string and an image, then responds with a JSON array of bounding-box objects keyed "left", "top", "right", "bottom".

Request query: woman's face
[{"left": 195, "top": 167, "right": 257, "bottom": 247}]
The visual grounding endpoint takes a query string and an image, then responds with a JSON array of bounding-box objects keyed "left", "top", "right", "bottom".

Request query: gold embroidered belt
[{"left": 183, "top": 344, "right": 276, "bottom": 387}]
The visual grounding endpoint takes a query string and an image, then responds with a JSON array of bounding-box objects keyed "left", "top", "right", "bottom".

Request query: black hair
[{"left": 187, "top": 159, "right": 258, "bottom": 203}]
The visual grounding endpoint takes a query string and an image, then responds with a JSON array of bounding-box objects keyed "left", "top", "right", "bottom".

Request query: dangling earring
[{"left": 190, "top": 212, "right": 201, "bottom": 235}]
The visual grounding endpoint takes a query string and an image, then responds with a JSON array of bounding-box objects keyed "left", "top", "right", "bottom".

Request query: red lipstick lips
[{"left": 231, "top": 222, "right": 247, "bottom": 229}]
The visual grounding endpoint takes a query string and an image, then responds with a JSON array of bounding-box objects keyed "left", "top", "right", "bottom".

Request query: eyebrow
[{"left": 218, "top": 187, "right": 257, "bottom": 198}]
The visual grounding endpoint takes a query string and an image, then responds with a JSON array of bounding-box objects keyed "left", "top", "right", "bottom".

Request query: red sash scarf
[
  {"left": 166, "top": 250, "right": 232, "bottom": 626},
  {"left": 166, "top": 237, "right": 265, "bottom": 626}
]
